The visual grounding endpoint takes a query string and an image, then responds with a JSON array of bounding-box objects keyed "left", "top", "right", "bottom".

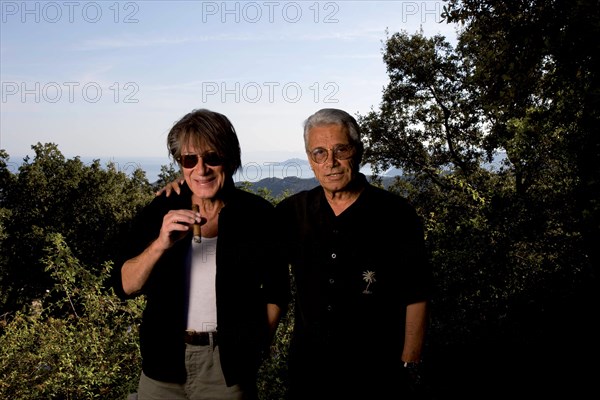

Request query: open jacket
[{"left": 113, "top": 179, "right": 290, "bottom": 386}]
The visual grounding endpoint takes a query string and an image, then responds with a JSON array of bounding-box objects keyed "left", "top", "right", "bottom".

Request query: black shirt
[{"left": 275, "top": 174, "right": 432, "bottom": 396}]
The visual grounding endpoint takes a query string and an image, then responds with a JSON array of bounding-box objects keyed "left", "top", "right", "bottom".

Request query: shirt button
[{"left": 331, "top": 253, "right": 337, "bottom": 259}]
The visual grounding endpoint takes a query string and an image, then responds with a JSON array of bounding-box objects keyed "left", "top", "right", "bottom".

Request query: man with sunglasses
[
  {"left": 113, "top": 108, "right": 290, "bottom": 400},
  {"left": 275, "top": 108, "right": 433, "bottom": 400}
]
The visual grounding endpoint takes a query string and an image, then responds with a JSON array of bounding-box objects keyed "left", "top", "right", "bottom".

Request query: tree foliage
[
  {"left": 358, "top": 0, "right": 599, "bottom": 396},
  {"left": 0, "top": 233, "right": 144, "bottom": 399},
  {"left": 0, "top": 143, "right": 155, "bottom": 314},
  {"left": 442, "top": 0, "right": 600, "bottom": 270}
]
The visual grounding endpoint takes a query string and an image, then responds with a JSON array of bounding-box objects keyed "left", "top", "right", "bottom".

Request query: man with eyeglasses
[{"left": 275, "top": 108, "right": 433, "bottom": 400}]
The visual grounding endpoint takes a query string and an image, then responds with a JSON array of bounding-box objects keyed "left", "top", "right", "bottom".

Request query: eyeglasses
[
  {"left": 308, "top": 144, "right": 355, "bottom": 164},
  {"left": 177, "top": 152, "right": 224, "bottom": 168}
]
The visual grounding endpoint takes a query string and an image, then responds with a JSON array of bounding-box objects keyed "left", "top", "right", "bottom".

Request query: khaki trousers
[{"left": 136, "top": 343, "right": 247, "bottom": 400}]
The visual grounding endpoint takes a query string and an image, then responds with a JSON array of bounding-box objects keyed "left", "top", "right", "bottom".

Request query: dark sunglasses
[{"left": 178, "top": 152, "right": 224, "bottom": 168}]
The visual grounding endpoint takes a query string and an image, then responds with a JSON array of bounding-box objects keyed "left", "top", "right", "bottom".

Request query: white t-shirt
[{"left": 186, "top": 236, "right": 217, "bottom": 332}]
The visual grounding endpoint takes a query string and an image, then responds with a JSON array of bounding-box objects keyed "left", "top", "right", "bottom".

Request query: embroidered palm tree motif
[{"left": 362, "top": 270, "right": 376, "bottom": 294}]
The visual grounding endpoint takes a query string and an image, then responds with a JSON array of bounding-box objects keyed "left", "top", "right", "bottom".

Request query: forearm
[
  {"left": 121, "top": 238, "right": 166, "bottom": 295},
  {"left": 402, "top": 300, "right": 428, "bottom": 363}
]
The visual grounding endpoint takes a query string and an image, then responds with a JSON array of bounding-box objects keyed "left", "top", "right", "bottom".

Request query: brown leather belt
[{"left": 184, "top": 330, "right": 217, "bottom": 346}]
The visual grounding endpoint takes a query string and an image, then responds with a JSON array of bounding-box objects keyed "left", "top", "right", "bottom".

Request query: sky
[{"left": 1, "top": 0, "right": 458, "bottom": 176}]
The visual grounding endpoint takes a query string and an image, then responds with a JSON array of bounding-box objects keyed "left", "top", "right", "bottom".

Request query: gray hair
[{"left": 303, "top": 108, "right": 364, "bottom": 163}]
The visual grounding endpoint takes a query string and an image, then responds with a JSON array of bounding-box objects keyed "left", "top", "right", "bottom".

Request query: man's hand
[{"left": 155, "top": 178, "right": 184, "bottom": 197}]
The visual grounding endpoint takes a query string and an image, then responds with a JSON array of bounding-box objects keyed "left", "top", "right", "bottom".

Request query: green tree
[
  {"left": 358, "top": 0, "right": 599, "bottom": 396},
  {"left": 442, "top": 0, "right": 600, "bottom": 275},
  {"left": 0, "top": 143, "right": 154, "bottom": 316},
  {"left": 358, "top": 29, "right": 506, "bottom": 341}
]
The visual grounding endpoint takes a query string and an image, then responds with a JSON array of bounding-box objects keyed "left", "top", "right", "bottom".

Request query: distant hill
[
  {"left": 238, "top": 175, "right": 404, "bottom": 198},
  {"left": 240, "top": 176, "right": 319, "bottom": 196},
  {"left": 232, "top": 157, "right": 408, "bottom": 197},
  {"left": 233, "top": 151, "right": 509, "bottom": 198}
]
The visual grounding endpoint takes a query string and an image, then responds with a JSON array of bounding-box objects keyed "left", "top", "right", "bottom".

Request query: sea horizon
[
  {"left": 78, "top": 156, "right": 317, "bottom": 183},
  {"left": 3, "top": 149, "right": 419, "bottom": 184},
  {"left": 76, "top": 156, "right": 389, "bottom": 183},
  {"left": 5, "top": 150, "right": 504, "bottom": 183},
  {"left": 4, "top": 154, "right": 317, "bottom": 184}
]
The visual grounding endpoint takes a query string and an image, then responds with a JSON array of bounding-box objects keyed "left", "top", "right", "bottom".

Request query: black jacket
[{"left": 113, "top": 179, "right": 290, "bottom": 386}]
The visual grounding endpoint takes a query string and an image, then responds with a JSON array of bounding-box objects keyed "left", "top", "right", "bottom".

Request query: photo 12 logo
[
  {"left": 1, "top": 1, "right": 140, "bottom": 23},
  {"left": 1, "top": 81, "right": 140, "bottom": 104},
  {"left": 201, "top": 81, "right": 339, "bottom": 104},
  {"left": 200, "top": 1, "right": 340, "bottom": 23}
]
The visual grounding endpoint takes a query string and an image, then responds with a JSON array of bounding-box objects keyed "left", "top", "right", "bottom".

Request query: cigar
[{"left": 192, "top": 204, "right": 201, "bottom": 243}]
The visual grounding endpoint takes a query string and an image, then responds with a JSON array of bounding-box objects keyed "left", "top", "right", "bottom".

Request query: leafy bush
[
  {"left": 257, "top": 272, "right": 294, "bottom": 400},
  {"left": 0, "top": 233, "right": 144, "bottom": 399}
]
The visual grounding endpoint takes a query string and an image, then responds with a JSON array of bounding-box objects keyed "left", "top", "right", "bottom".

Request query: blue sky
[{"left": 1, "top": 0, "right": 458, "bottom": 171}]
